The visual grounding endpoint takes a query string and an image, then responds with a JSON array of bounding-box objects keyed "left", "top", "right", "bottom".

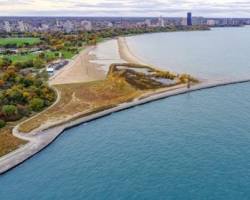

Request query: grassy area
[
  {"left": 46, "top": 50, "right": 76, "bottom": 60},
  {"left": 0, "top": 37, "right": 40, "bottom": 47},
  {"left": 18, "top": 63, "right": 195, "bottom": 133},
  {"left": 19, "top": 79, "right": 142, "bottom": 133},
  {"left": 2, "top": 49, "right": 75, "bottom": 64},
  {"left": 6, "top": 53, "right": 37, "bottom": 63},
  {"left": 60, "top": 50, "right": 75, "bottom": 59},
  {"left": 0, "top": 126, "right": 27, "bottom": 157}
]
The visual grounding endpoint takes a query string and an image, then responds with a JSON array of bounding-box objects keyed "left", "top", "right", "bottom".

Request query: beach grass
[
  {"left": 0, "top": 37, "right": 40, "bottom": 47},
  {"left": 0, "top": 127, "right": 27, "bottom": 157},
  {"left": 19, "top": 79, "right": 142, "bottom": 133}
]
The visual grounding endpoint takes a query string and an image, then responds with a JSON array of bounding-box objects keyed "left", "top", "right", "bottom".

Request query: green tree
[
  {"left": 0, "top": 57, "right": 12, "bottom": 68},
  {"left": 29, "top": 98, "right": 44, "bottom": 111},
  {"left": 2, "top": 105, "right": 17, "bottom": 116},
  {"left": 33, "top": 58, "right": 45, "bottom": 69}
]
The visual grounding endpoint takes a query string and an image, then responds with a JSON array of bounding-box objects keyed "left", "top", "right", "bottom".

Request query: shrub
[{"left": 0, "top": 119, "right": 6, "bottom": 128}]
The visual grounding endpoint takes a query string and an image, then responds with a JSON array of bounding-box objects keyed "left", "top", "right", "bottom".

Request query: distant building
[
  {"left": 4, "top": 21, "right": 11, "bottom": 32},
  {"left": 145, "top": 19, "right": 152, "bottom": 27},
  {"left": 158, "top": 16, "right": 165, "bottom": 27},
  {"left": 187, "top": 12, "right": 192, "bottom": 26},
  {"left": 41, "top": 24, "right": 49, "bottom": 31},
  {"left": 192, "top": 17, "right": 206, "bottom": 25},
  {"left": 81, "top": 20, "right": 92, "bottom": 31},
  {"left": 207, "top": 19, "right": 216, "bottom": 26},
  {"left": 63, "top": 20, "right": 74, "bottom": 33},
  {"left": 181, "top": 18, "right": 187, "bottom": 26},
  {"left": 107, "top": 22, "right": 113, "bottom": 28},
  {"left": 18, "top": 21, "right": 26, "bottom": 32}
]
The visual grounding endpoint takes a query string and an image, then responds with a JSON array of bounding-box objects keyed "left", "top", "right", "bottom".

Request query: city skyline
[{"left": 0, "top": 0, "right": 250, "bottom": 18}]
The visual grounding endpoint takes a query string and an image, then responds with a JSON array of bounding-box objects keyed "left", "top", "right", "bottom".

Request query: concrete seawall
[{"left": 1, "top": 78, "right": 250, "bottom": 174}]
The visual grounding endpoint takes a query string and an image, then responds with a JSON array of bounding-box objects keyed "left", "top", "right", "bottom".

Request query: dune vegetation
[{"left": 19, "top": 63, "right": 197, "bottom": 133}]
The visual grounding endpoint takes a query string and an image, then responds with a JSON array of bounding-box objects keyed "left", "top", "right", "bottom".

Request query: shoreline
[
  {"left": 1, "top": 78, "right": 250, "bottom": 174},
  {"left": 117, "top": 37, "right": 147, "bottom": 65},
  {"left": 0, "top": 36, "right": 249, "bottom": 175}
]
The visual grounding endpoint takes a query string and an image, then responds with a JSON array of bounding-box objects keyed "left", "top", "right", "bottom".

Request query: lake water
[
  {"left": 1, "top": 27, "right": 250, "bottom": 200},
  {"left": 127, "top": 26, "right": 250, "bottom": 80}
]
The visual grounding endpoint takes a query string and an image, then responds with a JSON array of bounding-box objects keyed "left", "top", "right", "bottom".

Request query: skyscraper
[{"left": 187, "top": 12, "right": 192, "bottom": 26}]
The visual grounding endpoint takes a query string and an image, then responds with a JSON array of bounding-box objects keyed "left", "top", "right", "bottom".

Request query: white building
[
  {"left": 158, "top": 16, "right": 165, "bottom": 27},
  {"left": 207, "top": 19, "right": 216, "bottom": 26},
  {"left": 41, "top": 24, "right": 49, "bottom": 31},
  {"left": 4, "top": 21, "right": 11, "bottom": 32},
  {"left": 107, "top": 22, "right": 113, "bottom": 28},
  {"left": 81, "top": 20, "right": 92, "bottom": 31},
  {"left": 145, "top": 19, "right": 152, "bottom": 27},
  {"left": 18, "top": 21, "right": 27, "bottom": 32},
  {"left": 181, "top": 18, "right": 187, "bottom": 26},
  {"left": 64, "top": 20, "right": 74, "bottom": 33}
]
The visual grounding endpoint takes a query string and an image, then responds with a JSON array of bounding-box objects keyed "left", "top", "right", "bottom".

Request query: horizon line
[{"left": 0, "top": 16, "right": 250, "bottom": 19}]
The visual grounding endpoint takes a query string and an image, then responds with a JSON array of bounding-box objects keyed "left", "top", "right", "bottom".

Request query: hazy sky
[{"left": 0, "top": 0, "right": 249, "bottom": 17}]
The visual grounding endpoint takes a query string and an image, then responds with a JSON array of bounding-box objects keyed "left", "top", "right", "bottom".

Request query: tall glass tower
[{"left": 187, "top": 12, "right": 192, "bottom": 26}]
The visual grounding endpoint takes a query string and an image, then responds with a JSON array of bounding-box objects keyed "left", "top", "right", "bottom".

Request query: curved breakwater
[{"left": 1, "top": 78, "right": 250, "bottom": 174}]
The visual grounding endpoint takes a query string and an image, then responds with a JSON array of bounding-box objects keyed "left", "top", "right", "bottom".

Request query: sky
[{"left": 0, "top": 0, "right": 250, "bottom": 17}]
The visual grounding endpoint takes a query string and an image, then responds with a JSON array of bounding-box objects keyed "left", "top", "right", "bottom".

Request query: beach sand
[
  {"left": 49, "top": 46, "right": 106, "bottom": 85},
  {"left": 50, "top": 37, "right": 154, "bottom": 86},
  {"left": 117, "top": 37, "right": 147, "bottom": 64}
]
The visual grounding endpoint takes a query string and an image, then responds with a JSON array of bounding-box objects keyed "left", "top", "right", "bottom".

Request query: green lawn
[
  {"left": 44, "top": 50, "right": 75, "bottom": 60},
  {"left": 6, "top": 53, "right": 37, "bottom": 63},
  {"left": 3, "top": 50, "right": 75, "bottom": 63},
  {"left": 60, "top": 50, "right": 75, "bottom": 59},
  {"left": 0, "top": 37, "right": 40, "bottom": 47}
]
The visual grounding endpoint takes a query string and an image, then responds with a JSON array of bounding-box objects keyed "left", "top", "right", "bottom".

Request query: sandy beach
[
  {"left": 49, "top": 37, "right": 150, "bottom": 86},
  {"left": 117, "top": 37, "right": 147, "bottom": 65},
  {"left": 49, "top": 46, "right": 106, "bottom": 85}
]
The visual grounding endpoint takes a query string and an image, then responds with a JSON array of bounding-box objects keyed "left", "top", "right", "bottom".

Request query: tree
[
  {"left": 38, "top": 52, "right": 45, "bottom": 59},
  {"left": 2, "top": 105, "right": 17, "bottom": 116},
  {"left": 33, "top": 58, "right": 45, "bottom": 69},
  {"left": 29, "top": 98, "right": 44, "bottom": 111},
  {"left": 0, "top": 79, "right": 5, "bottom": 88},
  {"left": 0, "top": 57, "right": 12, "bottom": 68}
]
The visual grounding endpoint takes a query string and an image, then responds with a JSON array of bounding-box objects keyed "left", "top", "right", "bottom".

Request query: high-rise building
[{"left": 187, "top": 12, "right": 192, "bottom": 26}]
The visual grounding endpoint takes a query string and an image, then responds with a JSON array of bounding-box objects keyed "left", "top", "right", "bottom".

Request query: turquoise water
[
  {"left": 127, "top": 27, "right": 250, "bottom": 80},
  {"left": 1, "top": 83, "right": 250, "bottom": 199},
  {"left": 1, "top": 28, "right": 250, "bottom": 199}
]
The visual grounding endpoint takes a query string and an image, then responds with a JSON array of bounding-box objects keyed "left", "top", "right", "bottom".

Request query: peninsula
[{"left": 1, "top": 25, "right": 248, "bottom": 174}]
